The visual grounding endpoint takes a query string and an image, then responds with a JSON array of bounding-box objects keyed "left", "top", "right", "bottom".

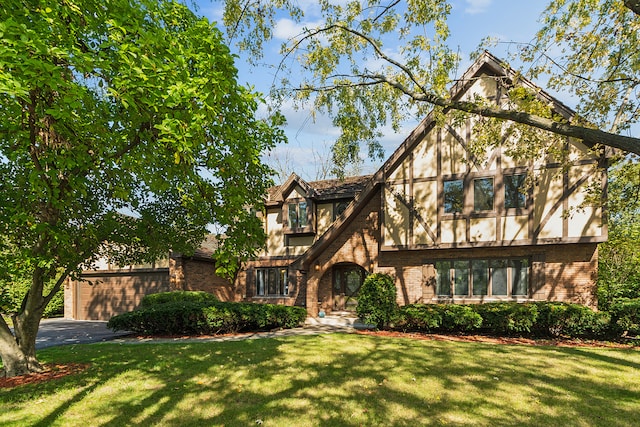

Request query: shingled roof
[{"left": 267, "top": 173, "right": 372, "bottom": 205}]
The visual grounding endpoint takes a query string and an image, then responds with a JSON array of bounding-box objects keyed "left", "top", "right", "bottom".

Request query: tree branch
[{"left": 625, "top": 0, "right": 640, "bottom": 15}]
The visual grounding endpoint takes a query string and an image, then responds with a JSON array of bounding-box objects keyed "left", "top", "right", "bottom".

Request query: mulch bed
[
  {"left": 0, "top": 363, "right": 90, "bottom": 389},
  {"left": 357, "top": 329, "right": 638, "bottom": 349}
]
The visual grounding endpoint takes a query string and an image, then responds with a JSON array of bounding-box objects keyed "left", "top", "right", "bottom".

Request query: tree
[
  {"left": 220, "top": 0, "right": 639, "bottom": 172},
  {"left": 0, "top": 0, "right": 285, "bottom": 377}
]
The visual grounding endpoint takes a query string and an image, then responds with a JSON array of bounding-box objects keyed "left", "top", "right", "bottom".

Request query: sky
[{"left": 192, "top": 1, "right": 552, "bottom": 182}]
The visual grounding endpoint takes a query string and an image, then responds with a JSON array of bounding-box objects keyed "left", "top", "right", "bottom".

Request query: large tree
[
  {"left": 0, "top": 0, "right": 285, "bottom": 377},
  {"left": 220, "top": 0, "right": 639, "bottom": 172}
]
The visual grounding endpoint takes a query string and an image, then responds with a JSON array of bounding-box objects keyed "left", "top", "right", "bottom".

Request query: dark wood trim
[{"left": 379, "top": 234, "right": 605, "bottom": 252}]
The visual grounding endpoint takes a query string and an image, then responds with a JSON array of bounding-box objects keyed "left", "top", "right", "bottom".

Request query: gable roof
[
  {"left": 294, "top": 51, "right": 580, "bottom": 270},
  {"left": 267, "top": 173, "right": 372, "bottom": 206}
]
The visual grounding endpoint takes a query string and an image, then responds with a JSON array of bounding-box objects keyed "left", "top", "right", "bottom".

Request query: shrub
[
  {"left": 356, "top": 273, "right": 398, "bottom": 329},
  {"left": 395, "top": 304, "right": 482, "bottom": 333},
  {"left": 107, "top": 301, "right": 307, "bottom": 335},
  {"left": 140, "top": 291, "right": 218, "bottom": 307},
  {"left": 475, "top": 303, "right": 539, "bottom": 335},
  {"left": 533, "top": 302, "right": 608, "bottom": 338},
  {"left": 440, "top": 304, "right": 483, "bottom": 332},
  {"left": 608, "top": 298, "right": 640, "bottom": 337}
]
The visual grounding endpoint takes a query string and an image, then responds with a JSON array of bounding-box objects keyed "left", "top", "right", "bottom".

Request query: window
[
  {"left": 504, "top": 174, "right": 527, "bottom": 209},
  {"left": 255, "top": 267, "right": 288, "bottom": 296},
  {"left": 288, "top": 201, "right": 308, "bottom": 228},
  {"left": 333, "top": 201, "right": 349, "bottom": 220},
  {"left": 444, "top": 179, "right": 464, "bottom": 214},
  {"left": 434, "top": 258, "right": 529, "bottom": 298},
  {"left": 473, "top": 177, "right": 494, "bottom": 212}
]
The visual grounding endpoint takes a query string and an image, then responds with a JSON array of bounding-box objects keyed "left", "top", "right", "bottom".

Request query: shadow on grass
[{"left": 1, "top": 334, "right": 639, "bottom": 426}]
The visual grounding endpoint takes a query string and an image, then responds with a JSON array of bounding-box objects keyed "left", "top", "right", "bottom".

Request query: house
[{"left": 65, "top": 52, "right": 607, "bottom": 320}]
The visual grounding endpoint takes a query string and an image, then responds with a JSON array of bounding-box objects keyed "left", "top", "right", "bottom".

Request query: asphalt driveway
[{"left": 35, "top": 318, "right": 132, "bottom": 349}]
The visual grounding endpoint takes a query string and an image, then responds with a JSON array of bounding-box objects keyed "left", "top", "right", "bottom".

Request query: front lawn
[{"left": 1, "top": 333, "right": 639, "bottom": 426}]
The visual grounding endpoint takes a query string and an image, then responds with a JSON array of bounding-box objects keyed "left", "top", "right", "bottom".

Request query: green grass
[{"left": 2, "top": 333, "right": 640, "bottom": 426}]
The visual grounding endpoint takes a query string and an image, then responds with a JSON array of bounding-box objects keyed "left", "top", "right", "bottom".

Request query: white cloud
[{"left": 464, "top": 0, "right": 492, "bottom": 15}]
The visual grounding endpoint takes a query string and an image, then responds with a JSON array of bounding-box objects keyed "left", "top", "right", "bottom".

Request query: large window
[
  {"left": 473, "top": 177, "right": 494, "bottom": 212},
  {"left": 504, "top": 174, "right": 527, "bottom": 209},
  {"left": 444, "top": 179, "right": 464, "bottom": 214},
  {"left": 255, "top": 267, "right": 288, "bottom": 296},
  {"left": 435, "top": 258, "right": 529, "bottom": 297}
]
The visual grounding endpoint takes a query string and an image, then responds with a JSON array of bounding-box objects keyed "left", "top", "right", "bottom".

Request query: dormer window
[{"left": 284, "top": 198, "right": 314, "bottom": 234}]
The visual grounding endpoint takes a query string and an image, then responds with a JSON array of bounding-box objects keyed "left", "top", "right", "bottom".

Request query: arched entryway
[{"left": 332, "top": 264, "right": 367, "bottom": 311}]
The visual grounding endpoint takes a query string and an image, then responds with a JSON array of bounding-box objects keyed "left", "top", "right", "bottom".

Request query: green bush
[
  {"left": 356, "top": 273, "right": 398, "bottom": 329},
  {"left": 395, "top": 304, "right": 482, "bottom": 333},
  {"left": 140, "top": 291, "right": 219, "bottom": 307},
  {"left": 533, "top": 302, "right": 608, "bottom": 338},
  {"left": 107, "top": 301, "right": 307, "bottom": 335},
  {"left": 440, "top": 304, "right": 483, "bottom": 332},
  {"left": 395, "top": 305, "right": 443, "bottom": 332},
  {"left": 474, "top": 302, "right": 539, "bottom": 335},
  {"left": 608, "top": 298, "right": 640, "bottom": 337}
]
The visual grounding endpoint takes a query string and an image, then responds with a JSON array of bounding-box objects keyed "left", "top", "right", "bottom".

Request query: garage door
[{"left": 70, "top": 269, "right": 171, "bottom": 320}]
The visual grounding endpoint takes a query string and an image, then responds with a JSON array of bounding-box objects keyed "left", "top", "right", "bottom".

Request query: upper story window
[
  {"left": 284, "top": 199, "right": 314, "bottom": 234},
  {"left": 504, "top": 173, "right": 528, "bottom": 210},
  {"left": 333, "top": 201, "right": 349, "bottom": 220},
  {"left": 288, "top": 200, "right": 308, "bottom": 228},
  {"left": 443, "top": 179, "right": 464, "bottom": 214},
  {"left": 473, "top": 177, "right": 494, "bottom": 212}
]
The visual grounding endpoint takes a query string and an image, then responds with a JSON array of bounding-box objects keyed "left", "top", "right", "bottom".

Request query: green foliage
[
  {"left": 523, "top": 0, "right": 639, "bottom": 134},
  {"left": 474, "top": 302, "right": 539, "bottom": 335},
  {"left": 395, "top": 304, "right": 482, "bottom": 332},
  {"left": 107, "top": 301, "right": 307, "bottom": 335},
  {"left": 0, "top": 274, "right": 63, "bottom": 318},
  {"left": 0, "top": 0, "right": 286, "bottom": 368},
  {"left": 140, "top": 291, "right": 219, "bottom": 308},
  {"left": 532, "top": 302, "right": 609, "bottom": 338},
  {"left": 396, "top": 302, "right": 611, "bottom": 339},
  {"left": 608, "top": 298, "right": 640, "bottom": 336},
  {"left": 356, "top": 273, "right": 398, "bottom": 329},
  {"left": 597, "top": 157, "right": 640, "bottom": 310}
]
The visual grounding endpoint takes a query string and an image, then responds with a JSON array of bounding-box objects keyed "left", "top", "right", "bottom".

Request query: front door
[{"left": 333, "top": 265, "right": 365, "bottom": 311}]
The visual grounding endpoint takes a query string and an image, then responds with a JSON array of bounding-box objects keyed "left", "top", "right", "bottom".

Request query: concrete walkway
[{"left": 110, "top": 324, "right": 357, "bottom": 345}]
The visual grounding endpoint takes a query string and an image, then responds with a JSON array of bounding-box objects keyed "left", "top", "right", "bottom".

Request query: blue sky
[{"left": 193, "top": 1, "right": 551, "bottom": 181}]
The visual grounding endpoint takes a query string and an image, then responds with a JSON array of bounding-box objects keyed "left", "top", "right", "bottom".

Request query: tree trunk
[
  {"left": 0, "top": 273, "right": 47, "bottom": 378},
  {"left": 0, "top": 315, "right": 44, "bottom": 377}
]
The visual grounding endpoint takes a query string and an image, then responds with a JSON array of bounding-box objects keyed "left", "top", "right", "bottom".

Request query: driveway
[{"left": 36, "top": 318, "right": 132, "bottom": 349}]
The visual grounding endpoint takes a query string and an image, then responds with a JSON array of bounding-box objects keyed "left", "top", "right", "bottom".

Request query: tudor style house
[
  {"left": 65, "top": 52, "right": 607, "bottom": 320},
  {"left": 236, "top": 51, "right": 607, "bottom": 317}
]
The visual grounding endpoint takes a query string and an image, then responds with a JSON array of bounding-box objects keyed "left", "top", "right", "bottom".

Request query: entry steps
[{"left": 305, "top": 310, "right": 374, "bottom": 329}]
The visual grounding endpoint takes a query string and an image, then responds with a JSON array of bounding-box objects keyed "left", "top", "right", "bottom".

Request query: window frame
[
  {"left": 473, "top": 177, "right": 495, "bottom": 213},
  {"left": 255, "top": 267, "right": 289, "bottom": 297},
  {"left": 434, "top": 258, "right": 530, "bottom": 299},
  {"left": 504, "top": 173, "right": 529, "bottom": 212},
  {"left": 283, "top": 198, "right": 314, "bottom": 234},
  {"left": 443, "top": 179, "right": 464, "bottom": 214}
]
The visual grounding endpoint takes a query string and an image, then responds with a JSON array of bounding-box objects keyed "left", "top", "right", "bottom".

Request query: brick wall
[
  {"left": 304, "top": 191, "right": 382, "bottom": 316},
  {"left": 170, "top": 256, "right": 236, "bottom": 302}
]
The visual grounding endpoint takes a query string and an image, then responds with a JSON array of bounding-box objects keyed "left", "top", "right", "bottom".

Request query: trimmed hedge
[
  {"left": 395, "top": 304, "right": 482, "bottom": 333},
  {"left": 140, "top": 291, "right": 219, "bottom": 307},
  {"left": 107, "top": 301, "right": 307, "bottom": 335},
  {"left": 395, "top": 301, "right": 615, "bottom": 339}
]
